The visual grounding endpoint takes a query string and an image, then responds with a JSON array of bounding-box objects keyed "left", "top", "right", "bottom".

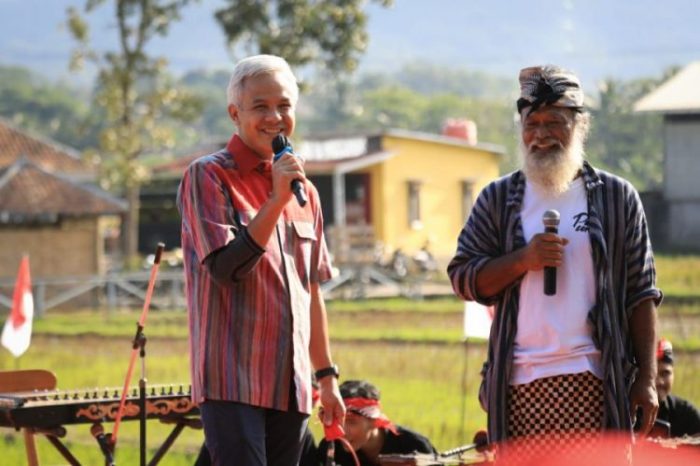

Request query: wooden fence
[{"left": 0, "top": 253, "right": 443, "bottom": 315}]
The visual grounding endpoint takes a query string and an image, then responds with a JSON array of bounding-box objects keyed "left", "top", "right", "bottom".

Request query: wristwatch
[{"left": 314, "top": 364, "right": 340, "bottom": 380}]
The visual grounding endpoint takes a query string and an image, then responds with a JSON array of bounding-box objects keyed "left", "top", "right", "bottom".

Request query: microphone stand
[
  {"left": 111, "top": 243, "right": 165, "bottom": 466},
  {"left": 134, "top": 322, "right": 148, "bottom": 466}
]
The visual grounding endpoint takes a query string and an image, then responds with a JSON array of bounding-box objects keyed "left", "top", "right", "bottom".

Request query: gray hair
[
  {"left": 226, "top": 55, "right": 299, "bottom": 107},
  {"left": 573, "top": 110, "right": 592, "bottom": 142}
]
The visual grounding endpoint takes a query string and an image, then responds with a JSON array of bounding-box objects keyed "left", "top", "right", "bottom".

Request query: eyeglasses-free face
[
  {"left": 521, "top": 107, "right": 576, "bottom": 157},
  {"left": 228, "top": 71, "right": 297, "bottom": 159}
]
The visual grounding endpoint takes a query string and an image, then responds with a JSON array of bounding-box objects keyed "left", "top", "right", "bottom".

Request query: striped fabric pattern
[
  {"left": 177, "top": 134, "right": 332, "bottom": 414},
  {"left": 447, "top": 161, "right": 662, "bottom": 443}
]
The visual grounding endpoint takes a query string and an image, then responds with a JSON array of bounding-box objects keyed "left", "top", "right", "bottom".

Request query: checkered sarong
[{"left": 502, "top": 371, "right": 608, "bottom": 464}]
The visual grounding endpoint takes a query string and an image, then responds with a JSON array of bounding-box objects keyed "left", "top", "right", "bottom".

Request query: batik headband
[
  {"left": 517, "top": 65, "right": 584, "bottom": 116},
  {"left": 656, "top": 338, "right": 674, "bottom": 364}
]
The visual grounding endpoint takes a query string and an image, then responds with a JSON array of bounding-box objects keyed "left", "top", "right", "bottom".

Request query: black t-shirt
[
  {"left": 657, "top": 394, "right": 700, "bottom": 438},
  {"left": 300, "top": 429, "right": 319, "bottom": 466},
  {"left": 316, "top": 425, "right": 437, "bottom": 466}
]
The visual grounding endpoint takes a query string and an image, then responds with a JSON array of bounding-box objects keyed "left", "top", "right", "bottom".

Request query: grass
[
  {"left": 3, "top": 331, "right": 699, "bottom": 465},
  {"left": 0, "top": 336, "right": 200, "bottom": 466},
  {"left": 2, "top": 254, "right": 699, "bottom": 463},
  {"left": 326, "top": 296, "right": 464, "bottom": 313},
  {"left": 655, "top": 254, "right": 700, "bottom": 298},
  {"left": 30, "top": 297, "right": 700, "bottom": 350},
  {"left": 32, "top": 309, "right": 190, "bottom": 339},
  {"left": 328, "top": 310, "right": 467, "bottom": 343},
  {"left": 40, "top": 302, "right": 700, "bottom": 347},
  {"left": 0, "top": 336, "right": 489, "bottom": 465},
  {"left": 4, "top": 303, "right": 700, "bottom": 462}
]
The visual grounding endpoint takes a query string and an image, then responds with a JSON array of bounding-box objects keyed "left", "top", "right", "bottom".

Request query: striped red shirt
[{"left": 177, "top": 134, "right": 332, "bottom": 414}]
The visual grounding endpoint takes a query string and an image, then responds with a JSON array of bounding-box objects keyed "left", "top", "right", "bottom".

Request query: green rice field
[{"left": 1, "top": 253, "right": 699, "bottom": 465}]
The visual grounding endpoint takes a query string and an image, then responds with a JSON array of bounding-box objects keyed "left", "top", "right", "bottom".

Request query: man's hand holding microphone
[
  {"left": 521, "top": 209, "right": 568, "bottom": 296},
  {"left": 272, "top": 134, "right": 307, "bottom": 207}
]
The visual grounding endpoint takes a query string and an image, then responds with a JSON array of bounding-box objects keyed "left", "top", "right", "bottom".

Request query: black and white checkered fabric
[{"left": 503, "top": 371, "right": 610, "bottom": 464}]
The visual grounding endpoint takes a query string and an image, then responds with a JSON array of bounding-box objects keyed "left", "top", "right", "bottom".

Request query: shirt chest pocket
[{"left": 286, "top": 220, "right": 317, "bottom": 281}]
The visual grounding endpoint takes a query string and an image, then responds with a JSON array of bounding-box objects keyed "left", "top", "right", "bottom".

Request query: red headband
[
  {"left": 656, "top": 338, "right": 673, "bottom": 363},
  {"left": 344, "top": 397, "right": 398, "bottom": 435}
]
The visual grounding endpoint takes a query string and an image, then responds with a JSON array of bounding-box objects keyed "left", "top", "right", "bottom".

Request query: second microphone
[{"left": 542, "top": 209, "right": 560, "bottom": 296}]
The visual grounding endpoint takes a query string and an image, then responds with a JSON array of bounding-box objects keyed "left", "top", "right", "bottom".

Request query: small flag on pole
[
  {"left": 463, "top": 301, "right": 493, "bottom": 339},
  {"left": 1, "top": 256, "right": 34, "bottom": 357}
]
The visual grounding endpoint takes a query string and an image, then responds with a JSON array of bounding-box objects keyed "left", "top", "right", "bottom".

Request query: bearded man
[{"left": 447, "top": 65, "right": 662, "bottom": 460}]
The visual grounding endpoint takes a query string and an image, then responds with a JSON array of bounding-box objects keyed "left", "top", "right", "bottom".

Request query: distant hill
[
  {"left": 362, "top": 0, "right": 700, "bottom": 91},
  {"left": 1, "top": 0, "right": 698, "bottom": 92}
]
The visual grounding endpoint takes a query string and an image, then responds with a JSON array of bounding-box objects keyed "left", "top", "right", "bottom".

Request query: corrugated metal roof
[
  {"left": 297, "top": 137, "right": 370, "bottom": 161},
  {"left": 152, "top": 129, "right": 506, "bottom": 177},
  {"left": 634, "top": 61, "right": 700, "bottom": 114},
  {"left": 299, "top": 130, "right": 505, "bottom": 159},
  {"left": 151, "top": 141, "right": 225, "bottom": 177},
  {"left": 0, "top": 159, "right": 126, "bottom": 222}
]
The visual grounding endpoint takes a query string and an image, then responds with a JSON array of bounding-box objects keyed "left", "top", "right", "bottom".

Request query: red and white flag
[
  {"left": 463, "top": 301, "right": 494, "bottom": 340},
  {"left": 1, "top": 256, "right": 34, "bottom": 357}
]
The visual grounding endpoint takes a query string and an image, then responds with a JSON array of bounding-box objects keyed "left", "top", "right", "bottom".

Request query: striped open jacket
[{"left": 447, "top": 161, "right": 662, "bottom": 442}]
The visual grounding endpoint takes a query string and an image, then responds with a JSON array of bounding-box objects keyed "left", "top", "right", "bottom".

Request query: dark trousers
[{"left": 199, "top": 400, "right": 309, "bottom": 466}]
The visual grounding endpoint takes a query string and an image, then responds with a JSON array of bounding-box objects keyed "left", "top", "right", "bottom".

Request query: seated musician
[
  {"left": 317, "top": 380, "right": 437, "bottom": 466},
  {"left": 654, "top": 338, "right": 700, "bottom": 437}
]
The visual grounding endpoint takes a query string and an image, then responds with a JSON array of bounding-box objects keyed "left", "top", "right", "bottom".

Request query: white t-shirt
[{"left": 512, "top": 177, "right": 602, "bottom": 385}]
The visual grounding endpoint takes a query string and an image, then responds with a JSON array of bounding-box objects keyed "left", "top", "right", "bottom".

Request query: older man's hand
[{"left": 630, "top": 375, "right": 658, "bottom": 436}]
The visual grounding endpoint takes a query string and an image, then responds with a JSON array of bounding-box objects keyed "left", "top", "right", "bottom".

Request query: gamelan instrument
[
  {"left": 0, "top": 384, "right": 197, "bottom": 429},
  {"left": 0, "top": 383, "right": 200, "bottom": 466},
  {"left": 379, "top": 431, "right": 494, "bottom": 466},
  {"left": 378, "top": 451, "right": 494, "bottom": 466}
]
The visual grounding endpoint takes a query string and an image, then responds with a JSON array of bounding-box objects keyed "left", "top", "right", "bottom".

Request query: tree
[
  {"left": 213, "top": 1, "right": 394, "bottom": 162},
  {"left": 179, "top": 69, "right": 233, "bottom": 139},
  {"left": 215, "top": 0, "right": 393, "bottom": 75},
  {"left": 587, "top": 75, "right": 670, "bottom": 190},
  {"left": 67, "top": 0, "right": 202, "bottom": 266},
  {"left": 0, "top": 65, "right": 99, "bottom": 150}
]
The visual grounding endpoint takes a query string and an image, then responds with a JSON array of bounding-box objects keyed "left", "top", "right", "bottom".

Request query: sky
[{"left": 0, "top": 0, "right": 698, "bottom": 92}]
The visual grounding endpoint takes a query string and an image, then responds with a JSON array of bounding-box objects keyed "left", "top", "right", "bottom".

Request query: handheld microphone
[
  {"left": 272, "top": 134, "right": 307, "bottom": 207},
  {"left": 542, "top": 209, "right": 560, "bottom": 296},
  {"left": 91, "top": 423, "right": 115, "bottom": 466}
]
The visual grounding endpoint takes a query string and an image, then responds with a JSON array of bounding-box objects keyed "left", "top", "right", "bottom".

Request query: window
[
  {"left": 462, "top": 180, "right": 475, "bottom": 221},
  {"left": 407, "top": 180, "right": 422, "bottom": 229}
]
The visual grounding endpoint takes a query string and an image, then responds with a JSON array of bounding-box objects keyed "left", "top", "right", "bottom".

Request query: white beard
[{"left": 520, "top": 131, "right": 585, "bottom": 197}]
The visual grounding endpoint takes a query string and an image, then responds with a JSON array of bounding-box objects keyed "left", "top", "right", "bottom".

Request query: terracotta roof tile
[
  {"left": 0, "top": 160, "right": 126, "bottom": 222},
  {"left": 153, "top": 142, "right": 225, "bottom": 176},
  {"left": 0, "top": 118, "right": 90, "bottom": 175}
]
